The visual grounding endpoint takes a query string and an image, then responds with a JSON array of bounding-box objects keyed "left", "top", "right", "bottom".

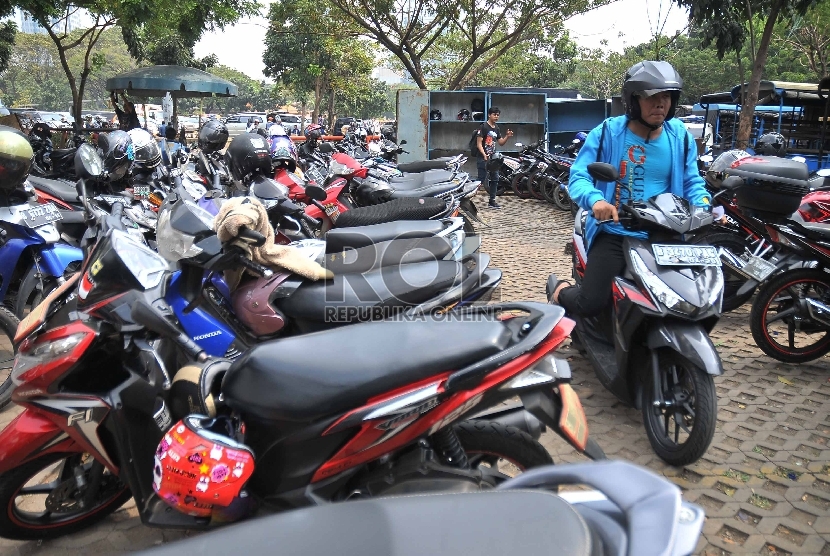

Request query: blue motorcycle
[{"left": 0, "top": 198, "right": 84, "bottom": 319}]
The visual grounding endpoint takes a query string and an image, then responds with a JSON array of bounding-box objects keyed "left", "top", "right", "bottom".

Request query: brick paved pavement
[{"left": 1, "top": 193, "right": 830, "bottom": 555}]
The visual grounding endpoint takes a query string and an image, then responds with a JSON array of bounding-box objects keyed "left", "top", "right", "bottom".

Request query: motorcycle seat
[
  {"left": 222, "top": 310, "right": 511, "bottom": 422},
  {"left": 274, "top": 260, "right": 464, "bottom": 327},
  {"left": 333, "top": 197, "right": 448, "bottom": 228},
  {"left": 389, "top": 170, "right": 455, "bottom": 189},
  {"left": 26, "top": 176, "right": 79, "bottom": 204},
  {"left": 323, "top": 237, "right": 453, "bottom": 274},
  {"left": 140, "top": 490, "right": 591, "bottom": 556},
  {"left": 396, "top": 158, "right": 454, "bottom": 173},
  {"left": 389, "top": 181, "right": 461, "bottom": 199},
  {"left": 325, "top": 220, "right": 445, "bottom": 252}
]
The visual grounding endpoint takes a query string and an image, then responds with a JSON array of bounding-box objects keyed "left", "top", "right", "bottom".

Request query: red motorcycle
[{"left": 0, "top": 186, "right": 603, "bottom": 540}]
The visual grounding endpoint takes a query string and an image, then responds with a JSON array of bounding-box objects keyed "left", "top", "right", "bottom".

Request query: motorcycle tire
[
  {"left": 546, "top": 174, "right": 572, "bottom": 211},
  {"left": 527, "top": 170, "right": 546, "bottom": 201},
  {"left": 692, "top": 232, "right": 755, "bottom": 312},
  {"left": 641, "top": 351, "right": 716, "bottom": 466},
  {"left": 0, "top": 452, "right": 131, "bottom": 540},
  {"left": 454, "top": 420, "right": 552, "bottom": 474},
  {"left": 749, "top": 268, "right": 830, "bottom": 363},
  {"left": 0, "top": 307, "right": 19, "bottom": 411},
  {"left": 511, "top": 173, "right": 532, "bottom": 199}
]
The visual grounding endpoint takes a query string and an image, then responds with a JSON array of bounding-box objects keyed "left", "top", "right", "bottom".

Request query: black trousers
[
  {"left": 477, "top": 158, "right": 498, "bottom": 203},
  {"left": 559, "top": 233, "right": 627, "bottom": 317}
]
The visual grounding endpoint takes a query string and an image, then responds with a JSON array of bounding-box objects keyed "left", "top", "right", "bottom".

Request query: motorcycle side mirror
[
  {"left": 305, "top": 184, "right": 327, "bottom": 202},
  {"left": 318, "top": 142, "right": 334, "bottom": 154},
  {"left": 399, "top": 140, "right": 407, "bottom": 145},
  {"left": 721, "top": 175, "right": 744, "bottom": 190},
  {"left": 74, "top": 143, "right": 103, "bottom": 179},
  {"left": 587, "top": 162, "right": 620, "bottom": 183}
]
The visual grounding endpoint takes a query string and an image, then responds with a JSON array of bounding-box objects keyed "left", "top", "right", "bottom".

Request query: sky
[{"left": 194, "top": 0, "right": 690, "bottom": 81}]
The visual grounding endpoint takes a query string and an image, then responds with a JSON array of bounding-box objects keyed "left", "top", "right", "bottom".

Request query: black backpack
[{"left": 469, "top": 129, "right": 479, "bottom": 156}]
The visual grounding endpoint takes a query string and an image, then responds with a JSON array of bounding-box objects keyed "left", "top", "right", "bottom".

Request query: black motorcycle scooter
[{"left": 548, "top": 162, "right": 724, "bottom": 466}]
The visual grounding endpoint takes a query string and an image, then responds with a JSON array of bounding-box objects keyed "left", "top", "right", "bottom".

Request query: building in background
[{"left": 6, "top": 8, "right": 92, "bottom": 34}]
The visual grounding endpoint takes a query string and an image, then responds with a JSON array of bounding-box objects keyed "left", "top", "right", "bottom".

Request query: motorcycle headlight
[{"left": 629, "top": 250, "right": 697, "bottom": 315}]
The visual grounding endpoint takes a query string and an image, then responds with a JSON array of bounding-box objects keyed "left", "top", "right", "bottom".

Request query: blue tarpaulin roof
[{"left": 106, "top": 65, "right": 237, "bottom": 98}]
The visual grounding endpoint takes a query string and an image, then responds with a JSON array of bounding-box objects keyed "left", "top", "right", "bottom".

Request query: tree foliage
[
  {"left": 0, "top": 21, "right": 16, "bottom": 75},
  {"left": 177, "top": 64, "right": 289, "bottom": 115},
  {"left": 777, "top": 0, "right": 830, "bottom": 79},
  {"left": 673, "top": 0, "right": 819, "bottom": 146},
  {"left": 0, "top": 27, "right": 135, "bottom": 111},
  {"left": 323, "top": 0, "right": 608, "bottom": 89},
  {"left": 264, "top": 0, "right": 378, "bottom": 125},
  {"left": 9, "top": 0, "right": 256, "bottom": 122}
]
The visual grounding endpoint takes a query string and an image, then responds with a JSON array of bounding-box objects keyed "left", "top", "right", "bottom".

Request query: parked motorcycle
[
  {"left": 552, "top": 162, "right": 723, "bottom": 465},
  {"left": 0, "top": 158, "right": 602, "bottom": 539},
  {"left": 140, "top": 460, "right": 703, "bottom": 556}
]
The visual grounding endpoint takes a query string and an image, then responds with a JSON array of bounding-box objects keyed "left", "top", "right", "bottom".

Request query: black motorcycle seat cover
[
  {"left": 275, "top": 260, "right": 463, "bottom": 322},
  {"left": 333, "top": 197, "right": 447, "bottom": 228},
  {"left": 222, "top": 317, "right": 511, "bottom": 422},
  {"left": 323, "top": 237, "right": 453, "bottom": 274},
  {"left": 396, "top": 159, "right": 453, "bottom": 173},
  {"left": 389, "top": 181, "right": 460, "bottom": 199},
  {"left": 390, "top": 169, "right": 454, "bottom": 187},
  {"left": 26, "top": 176, "right": 79, "bottom": 202},
  {"left": 50, "top": 148, "right": 77, "bottom": 161},
  {"left": 137, "top": 490, "right": 591, "bottom": 556},
  {"left": 325, "top": 219, "right": 445, "bottom": 252}
]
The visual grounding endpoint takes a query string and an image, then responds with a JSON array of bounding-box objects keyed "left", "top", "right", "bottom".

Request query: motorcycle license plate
[
  {"left": 15, "top": 273, "right": 79, "bottom": 343},
  {"left": 558, "top": 383, "right": 588, "bottom": 451},
  {"left": 132, "top": 185, "right": 151, "bottom": 200},
  {"left": 740, "top": 254, "right": 776, "bottom": 282},
  {"left": 21, "top": 203, "right": 62, "bottom": 228},
  {"left": 652, "top": 244, "right": 720, "bottom": 267}
]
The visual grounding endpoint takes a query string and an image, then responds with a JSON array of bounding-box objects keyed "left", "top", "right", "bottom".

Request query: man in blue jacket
[{"left": 549, "top": 61, "right": 711, "bottom": 317}]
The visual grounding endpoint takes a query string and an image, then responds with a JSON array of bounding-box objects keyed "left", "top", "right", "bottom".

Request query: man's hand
[
  {"left": 506, "top": 129, "right": 514, "bottom": 138},
  {"left": 592, "top": 200, "right": 619, "bottom": 223}
]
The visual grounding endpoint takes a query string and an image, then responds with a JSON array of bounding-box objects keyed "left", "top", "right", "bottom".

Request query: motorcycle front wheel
[
  {"left": 0, "top": 307, "right": 19, "bottom": 411},
  {"left": 749, "top": 268, "right": 830, "bottom": 363},
  {"left": 0, "top": 452, "right": 131, "bottom": 540},
  {"left": 642, "top": 351, "right": 716, "bottom": 466}
]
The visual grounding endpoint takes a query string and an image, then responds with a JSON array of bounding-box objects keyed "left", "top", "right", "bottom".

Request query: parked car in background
[
  {"left": 225, "top": 112, "right": 267, "bottom": 137},
  {"left": 277, "top": 113, "right": 302, "bottom": 135},
  {"left": 334, "top": 116, "right": 355, "bottom": 134}
]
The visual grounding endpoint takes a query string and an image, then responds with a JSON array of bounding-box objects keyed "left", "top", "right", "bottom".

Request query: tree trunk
[
  {"left": 300, "top": 100, "right": 306, "bottom": 132},
  {"left": 312, "top": 76, "right": 322, "bottom": 125},
  {"left": 327, "top": 88, "right": 335, "bottom": 131},
  {"left": 736, "top": 0, "right": 783, "bottom": 148}
]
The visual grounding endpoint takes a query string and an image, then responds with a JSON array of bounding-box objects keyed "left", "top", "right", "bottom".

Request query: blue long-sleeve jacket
[{"left": 568, "top": 115, "right": 710, "bottom": 251}]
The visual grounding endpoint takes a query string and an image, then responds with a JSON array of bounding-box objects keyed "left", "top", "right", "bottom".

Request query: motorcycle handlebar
[{"left": 236, "top": 254, "right": 273, "bottom": 278}]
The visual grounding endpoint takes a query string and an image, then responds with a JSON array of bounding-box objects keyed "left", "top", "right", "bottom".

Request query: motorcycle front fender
[
  {"left": 646, "top": 321, "right": 723, "bottom": 376},
  {"left": 38, "top": 242, "right": 84, "bottom": 277},
  {"left": 0, "top": 409, "right": 79, "bottom": 475},
  {"left": 459, "top": 197, "right": 481, "bottom": 223}
]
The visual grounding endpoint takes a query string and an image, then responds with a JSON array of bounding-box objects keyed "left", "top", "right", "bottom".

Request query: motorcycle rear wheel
[
  {"left": 0, "top": 452, "right": 131, "bottom": 540},
  {"left": 527, "top": 170, "right": 546, "bottom": 201},
  {"left": 749, "top": 268, "right": 830, "bottom": 363},
  {"left": 0, "top": 307, "right": 20, "bottom": 411},
  {"left": 455, "top": 420, "right": 552, "bottom": 477},
  {"left": 511, "top": 173, "right": 532, "bottom": 199},
  {"left": 642, "top": 351, "right": 716, "bottom": 466}
]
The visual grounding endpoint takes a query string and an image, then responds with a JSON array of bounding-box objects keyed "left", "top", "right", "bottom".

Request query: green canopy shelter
[{"left": 106, "top": 65, "right": 237, "bottom": 130}]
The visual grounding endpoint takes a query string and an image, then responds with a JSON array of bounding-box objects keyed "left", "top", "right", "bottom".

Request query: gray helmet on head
[{"left": 622, "top": 60, "right": 683, "bottom": 128}]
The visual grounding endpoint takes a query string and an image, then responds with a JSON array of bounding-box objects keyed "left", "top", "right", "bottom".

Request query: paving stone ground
[{"left": 2, "top": 192, "right": 830, "bottom": 555}]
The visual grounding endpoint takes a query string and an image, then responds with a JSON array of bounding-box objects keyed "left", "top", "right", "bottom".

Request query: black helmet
[
  {"left": 755, "top": 132, "right": 786, "bottom": 157},
  {"left": 128, "top": 128, "right": 161, "bottom": 171},
  {"left": 457, "top": 109, "right": 471, "bottom": 121},
  {"left": 97, "top": 130, "right": 134, "bottom": 181},
  {"left": 223, "top": 132, "right": 272, "bottom": 183},
  {"left": 430, "top": 109, "right": 442, "bottom": 121},
  {"left": 0, "top": 125, "right": 33, "bottom": 191},
  {"left": 486, "top": 151, "right": 504, "bottom": 172},
  {"left": 622, "top": 60, "right": 683, "bottom": 125},
  {"left": 198, "top": 120, "right": 229, "bottom": 154}
]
